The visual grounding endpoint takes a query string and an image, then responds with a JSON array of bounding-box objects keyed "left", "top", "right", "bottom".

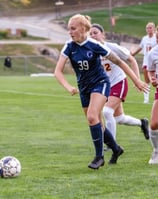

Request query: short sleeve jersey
[
  {"left": 140, "top": 34, "right": 157, "bottom": 66},
  {"left": 101, "top": 42, "right": 129, "bottom": 87},
  {"left": 61, "top": 37, "right": 111, "bottom": 93},
  {"left": 147, "top": 44, "right": 158, "bottom": 83}
]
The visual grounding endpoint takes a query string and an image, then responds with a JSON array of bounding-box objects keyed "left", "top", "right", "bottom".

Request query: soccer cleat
[
  {"left": 88, "top": 156, "right": 104, "bottom": 169},
  {"left": 108, "top": 146, "right": 124, "bottom": 164},
  {"left": 149, "top": 151, "right": 158, "bottom": 164},
  {"left": 141, "top": 118, "right": 149, "bottom": 140}
]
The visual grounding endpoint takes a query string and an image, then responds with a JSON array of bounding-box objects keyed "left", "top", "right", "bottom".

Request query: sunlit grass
[{"left": 0, "top": 76, "right": 156, "bottom": 199}]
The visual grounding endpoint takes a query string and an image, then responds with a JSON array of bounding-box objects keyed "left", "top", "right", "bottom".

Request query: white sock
[
  {"left": 144, "top": 92, "right": 149, "bottom": 102},
  {"left": 115, "top": 114, "right": 141, "bottom": 126},
  {"left": 103, "top": 106, "right": 116, "bottom": 140},
  {"left": 143, "top": 84, "right": 150, "bottom": 102},
  {"left": 149, "top": 128, "right": 158, "bottom": 152}
]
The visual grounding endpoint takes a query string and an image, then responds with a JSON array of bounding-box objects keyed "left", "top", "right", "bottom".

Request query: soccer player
[
  {"left": 131, "top": 22, "right": 157, "bottom": 104},
  {"left": 90, "top": 24, "right": 149, "bottom": 144},
  {"left": 147, "top": 28, "right": 158, "bottom": 164},
  {"left": 54, "top": 14, "right": 149, "bottom": 169}
]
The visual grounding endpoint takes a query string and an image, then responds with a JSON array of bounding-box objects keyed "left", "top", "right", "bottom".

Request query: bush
[
  {"left": 0, "top": 30, "right": 9, "bottom": 39},
  {"left": 20, "top": 29, "right": 28, "bottom": 37},
  {"left": 0, "top": 28, "right": 28, "bottom": 39}
]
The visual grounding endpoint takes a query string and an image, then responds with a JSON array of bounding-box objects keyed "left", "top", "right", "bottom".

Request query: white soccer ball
[{"left": 0, "top": 156, "right": 21, "bottom": 178}]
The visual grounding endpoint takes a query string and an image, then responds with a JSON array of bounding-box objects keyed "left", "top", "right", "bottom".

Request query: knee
[
  {"left": 102, "top": 107, "right": 114, "bottom": 120},
  {"left": 150, "top": 122, "right": 158, "bottom": 130},
  {"left": 87, "top": 112, "right": 96, "bottom": 125}
]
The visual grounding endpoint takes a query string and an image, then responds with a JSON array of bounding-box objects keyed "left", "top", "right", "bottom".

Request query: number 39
[{"left": 78, "top": 60, "right": 89, "bottom": 70}]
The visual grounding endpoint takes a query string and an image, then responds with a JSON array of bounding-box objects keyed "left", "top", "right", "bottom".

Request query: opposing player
[
  {"left": 131, "top": 22, "right": 157, "bottom": 104},
  {"left": 90, "top": 23, "right": 149, "bottom": 143},
  {"left": 54, "top": 14, "right": 149, "bottom": 169},
  {"left": 147, "top": 28, "right": 158, "bottom": 164}
]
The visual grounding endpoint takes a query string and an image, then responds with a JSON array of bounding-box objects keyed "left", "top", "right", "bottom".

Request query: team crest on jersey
[{"left": 87, "top": 51, "right": 93, "bottom": 58}]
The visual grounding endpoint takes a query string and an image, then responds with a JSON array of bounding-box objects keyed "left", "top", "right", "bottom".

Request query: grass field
[
  {"left": 65, "top": 2, "right": 158, "bottom": 38},
  {"left": 0, "top": 75, "right": 157, "bottom": 199}
]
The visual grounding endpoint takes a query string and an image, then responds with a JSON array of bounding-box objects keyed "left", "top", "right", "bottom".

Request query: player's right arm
[
  {"left": 148, "top": 71, "right": 158, "bottom": 87},
  {"left": 106, "top": 51, "right": 149, "bottom": 93},
  {"left": 130, "top": 46, "right": 142, "bottom": 56},
  {"left": 54, "top": 54, "right": 79, "bottom": 95}
]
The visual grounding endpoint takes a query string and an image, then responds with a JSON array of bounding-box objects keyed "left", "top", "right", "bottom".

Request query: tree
[{"left": 20, "top": 0, "right": 31, "bottom": 6}]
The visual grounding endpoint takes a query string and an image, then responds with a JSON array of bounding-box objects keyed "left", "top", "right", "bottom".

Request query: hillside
[
  {"left": 1, "top": 1, "right": 155, "bottom": 75},
  {"left": 0, "top": 0, "right": 158, "bottom": 13}
]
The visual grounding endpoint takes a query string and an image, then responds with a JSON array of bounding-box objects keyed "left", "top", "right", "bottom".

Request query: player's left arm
[{"left": 127, "top": 55, "right": 140, "bottom": 79}]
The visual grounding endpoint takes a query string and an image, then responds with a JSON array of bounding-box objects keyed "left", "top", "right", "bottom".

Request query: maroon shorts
[
  {"left": 110, "top": 78, "right": 128, "bottom": 102},
  {"left": 155, "top": 88, "right": 158, "bottom": 100}
]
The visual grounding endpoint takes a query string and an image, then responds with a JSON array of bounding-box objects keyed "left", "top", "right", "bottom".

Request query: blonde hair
[
  {"left": 146, "top": 22, "right": 155, "bottom": 28},
  {"left": 68, "top": 14, "right": 91, "bottom": 32}
]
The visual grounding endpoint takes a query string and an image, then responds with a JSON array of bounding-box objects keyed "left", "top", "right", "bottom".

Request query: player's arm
[
  {"left": 109, "top": 44, "right": 140, "bottom": 79},
  {"left": 54, "top": 54, "right": 79, "bottom": 95},
  {"left": 130, "top": 46, "right": 142, "bottom": 56},
  {"left": 127, "top": 54, "right": 140, "bottom": 79},
  {"left": 106, "top": 51, "right": 149, "bottom": 92},
  {"left": 148, "top": 71, "right": 158, "bottom": 87}
]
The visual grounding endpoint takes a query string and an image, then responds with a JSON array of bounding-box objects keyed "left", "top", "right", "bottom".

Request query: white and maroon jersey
[
  {"left": 147, "top": 44, "right": 158, "bottom": 84},
  {"left": 101, "top": 42, "right": 129, "bottom": 87},
  {"left": 140, "top": 34, "right": 157, "bottom": 66}
]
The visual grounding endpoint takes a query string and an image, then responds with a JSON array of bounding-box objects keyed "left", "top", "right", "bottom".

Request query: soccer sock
[
  {"left": 144, "top": 92, "right": 149, "bottom": 100},
  {"left": 143, "top": 84, "right": 150, "bottom": 102},
  {"left": 103, "top": 128, "right": 119, "bottom": 153},
  {"left": 89, "top": 123, "right": 103, "bottom": 157},
  {"left": 115, "top": 114, "right": 141, "bottom": 126},
  {"left": 149, "top": 128, "right": 158, "bottom": 152},
  {"left": 103, "top": 106, "right": 116, "bottom": 140}
]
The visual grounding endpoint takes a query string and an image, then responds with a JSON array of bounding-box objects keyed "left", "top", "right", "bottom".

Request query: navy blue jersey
[{"left": 61, "top": 37, "right": 111, "bottom": 93}]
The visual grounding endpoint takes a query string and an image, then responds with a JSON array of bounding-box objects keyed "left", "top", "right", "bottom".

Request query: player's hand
[
  {"left": 135, "top": 80, "right": 150, "bottom": 93},
  {"left": 68, "top": 86, "right": 79, "bottom": 96}
]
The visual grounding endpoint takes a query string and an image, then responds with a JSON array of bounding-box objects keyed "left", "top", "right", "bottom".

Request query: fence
[
  {"left": 0, "top": 55, "right": 56, "bottom": 76},
  {"left": 0, "top": 53, "right": 144, "bottom": 76}
]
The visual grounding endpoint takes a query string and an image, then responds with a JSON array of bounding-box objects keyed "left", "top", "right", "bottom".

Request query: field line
[
  {"left": 0, "top": 89, "right": 80, "bottom": 100},
  {"left": 0, "top": 89, "right": 152, "bottom": 104}
]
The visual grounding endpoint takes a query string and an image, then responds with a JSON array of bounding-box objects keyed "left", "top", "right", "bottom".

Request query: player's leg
[
  {"left": 103, "top": 127, "right": 124, "bottom": 164},
  {"left": 149, "top": 98, "right": 158, "bottom": 164},
  {"left": 103, "top": 96, "right": 121, "bottom": 140},
  {"left": 103, "top": 78, "right": 128, "bottom": 140},
  {"left": 114, "top": 103, "right": 141, "bottom": 126},
  {"left": 114, "top": 104, "right": 149, "bottom": 139},
  {"left": 143, "top": 66, "right": 150, "bottom": 104},
  {"left": 86, "top": 92, "right": 107, "bottom": 169},
  {"left": 87, "top": 94, "right": 124, "bottom": 167}
]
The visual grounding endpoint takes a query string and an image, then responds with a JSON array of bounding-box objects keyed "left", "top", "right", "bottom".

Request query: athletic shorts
[
  {"left": 155, "top": 87, "right": 158, "bottom": 100},
  {"left": 80, "top": 81, "right": 110, "bottom": 108},
  {"left": 110, "top": 78, "right": 128, "bottom": 102}
]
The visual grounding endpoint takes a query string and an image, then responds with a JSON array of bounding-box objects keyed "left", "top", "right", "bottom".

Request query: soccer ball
[{"left": 0, "top": 156, "right": 21, "bottom": 178}]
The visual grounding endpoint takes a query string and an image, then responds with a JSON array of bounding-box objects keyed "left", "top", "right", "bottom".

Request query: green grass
[
  {"left": 66, "top": 2, "right": 158, "bottom": 38},
  {"left": 0, "top": 75, "right": 157, "bottom": 199},
  {"left": 0, "top": 44, "right": 64, "bottom": 76},
  {"left": 1, "top": 3, "right": 158, "bottom": 76},
  {"left": 0, "top": 3, "right": 157, "bottom": 198}
]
